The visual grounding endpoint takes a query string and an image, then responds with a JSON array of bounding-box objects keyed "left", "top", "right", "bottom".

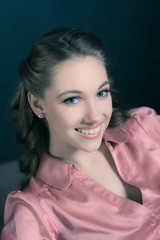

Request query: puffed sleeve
[
  {"left": 129, "top": 107, "right": 160, "bottom": 142},
  {"left": 0, "top": 191, "right": 58, "bottom": 240}
]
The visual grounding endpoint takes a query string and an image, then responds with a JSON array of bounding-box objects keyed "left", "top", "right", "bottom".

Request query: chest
[{"left": 80, "top": 145, "right": 143, "bottom": 204}]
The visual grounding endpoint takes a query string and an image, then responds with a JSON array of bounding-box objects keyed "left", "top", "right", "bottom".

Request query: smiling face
[{"left": 30, "top": 56, "right": 112, "bottom": 160}]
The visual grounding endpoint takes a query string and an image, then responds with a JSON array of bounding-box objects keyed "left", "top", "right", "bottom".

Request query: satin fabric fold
[{"left": 1, "top": 107, "right": 160, "bottom": 240}]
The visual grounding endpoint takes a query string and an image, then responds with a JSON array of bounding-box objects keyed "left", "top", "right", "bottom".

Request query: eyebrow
[{"left": 56, "top": 81, "right": 110, "bottom": 98}]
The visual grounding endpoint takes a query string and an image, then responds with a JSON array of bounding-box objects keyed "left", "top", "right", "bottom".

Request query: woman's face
[{"left": 41, "top": 56, "right": 112, "bottom": 158}]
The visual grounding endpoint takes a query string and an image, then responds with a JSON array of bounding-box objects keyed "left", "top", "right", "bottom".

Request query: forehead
[{"left": 50, "top": 56, "right": 108, "bottom": 91}]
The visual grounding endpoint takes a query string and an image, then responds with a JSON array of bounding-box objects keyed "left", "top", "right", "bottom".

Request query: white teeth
[{"left": 77, "top": 126, "right": 100, "bottom": 135}]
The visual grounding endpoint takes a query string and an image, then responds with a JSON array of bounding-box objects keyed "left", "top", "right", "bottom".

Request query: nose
[{"left": 83, "top": 100, "right": 101, "bottom": 124}]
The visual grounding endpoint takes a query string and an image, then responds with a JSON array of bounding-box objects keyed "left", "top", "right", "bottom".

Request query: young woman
[{"left": 1, "top": 28, "right": 160, "bottom": 240}]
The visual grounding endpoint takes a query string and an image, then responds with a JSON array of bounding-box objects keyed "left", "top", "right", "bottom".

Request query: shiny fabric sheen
[{"left": 1, "top": 107, "right": 160, "bottom": 240}]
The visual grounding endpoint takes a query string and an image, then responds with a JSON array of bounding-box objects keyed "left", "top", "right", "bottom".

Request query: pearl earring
[{"left": 38, "top": 114, "right": 42, "bottom": 118}]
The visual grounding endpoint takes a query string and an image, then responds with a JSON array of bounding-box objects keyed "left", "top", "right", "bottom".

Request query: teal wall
[{"left": 0, "top": 0, "right": 160, "bottom": 163}]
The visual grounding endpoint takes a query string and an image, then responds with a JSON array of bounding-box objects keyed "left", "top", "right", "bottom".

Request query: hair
[{"left": 11, "top": 27, "right": 129, "bottom": 190}]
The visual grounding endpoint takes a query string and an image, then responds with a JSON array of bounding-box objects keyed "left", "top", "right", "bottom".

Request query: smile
[
  {"left": 76, "top": 126, "right": 100, "bottom": 135},
  {"left": 75, "top": 123, "right": 102, "bottom": 139}
]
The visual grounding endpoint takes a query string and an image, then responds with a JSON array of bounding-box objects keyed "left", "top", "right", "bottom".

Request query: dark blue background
[{"left": 1, "top": 0, "right": 160, "bottom": 163}]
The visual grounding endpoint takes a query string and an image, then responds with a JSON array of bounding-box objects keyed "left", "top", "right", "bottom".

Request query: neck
[{"left": 49, "top": 139, "right": 106, "bottom": 168}]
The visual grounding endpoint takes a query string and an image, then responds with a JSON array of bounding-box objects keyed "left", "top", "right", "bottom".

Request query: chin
[{"left": 80, "top": 140, "right": 102, "bottom": 153}]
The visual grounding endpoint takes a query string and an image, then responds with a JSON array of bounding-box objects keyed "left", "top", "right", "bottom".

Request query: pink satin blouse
[{"left": 1, "top": 107, "right": 160, "bottom": 240}]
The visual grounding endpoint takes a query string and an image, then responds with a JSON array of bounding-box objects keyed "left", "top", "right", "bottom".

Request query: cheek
[
  {"left": 108, "top": 95, "right": 113, "bottom": 110},
  {"left": 62, "top": 109, "right": 82, "bottom": 129},
  {"left": 46, "top": 106, "right": 80, "bottom": 130},
  {"left": 103, "top": 96, "right": 112, "bottom": 114},
  {"left": 45, "top": 106, "right": 63, "bottom": 129}
]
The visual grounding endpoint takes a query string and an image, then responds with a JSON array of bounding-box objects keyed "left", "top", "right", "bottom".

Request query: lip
[
  {"left": 75, "top": 122, "right": 102, "bottom": 130},
  {"left": 75, "top": 123, "right": 102, "bottom": 139}
]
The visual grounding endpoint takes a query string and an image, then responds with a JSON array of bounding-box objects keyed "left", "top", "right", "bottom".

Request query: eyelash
[
  {"left": 97, "top": 89, "right": 110, "bottom": 98},
  {"left": 63, "top": 89, "right": 110, "bottom": 105},
  {"left": 63, "top": 97, "right": 80, "bottom": 105}
]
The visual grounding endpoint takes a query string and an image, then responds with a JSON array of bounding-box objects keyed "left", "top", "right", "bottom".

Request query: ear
[{"left": 28, "top": 92, "right": 45, "bottom": 117}]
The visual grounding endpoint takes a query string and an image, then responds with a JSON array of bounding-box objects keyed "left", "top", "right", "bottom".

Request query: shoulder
[
  {"left": 105, "top": 107, "right": 160, "bottom": 144},
  {"left": 4, "top": 189, "right": 43, "bottom": 214},
  {"left": 128, "top": 106, "right": 160, "bottom": 126},
  {"left": 125, "top": 106, "right": 160, "bottom": 140},
  {"left": 1, "top": 185, "right": 58, "bottom": 240},
  {"left": 128, "top": 106, "right": 159, "bottom": 118},
  {"left": 4, "top": 177, "right": 47, "bottom": 214}
]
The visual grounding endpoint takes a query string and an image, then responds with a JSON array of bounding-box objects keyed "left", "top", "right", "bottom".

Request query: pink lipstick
[{"left": 75, "top": 123, "right": 102, "bottom": 139}]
